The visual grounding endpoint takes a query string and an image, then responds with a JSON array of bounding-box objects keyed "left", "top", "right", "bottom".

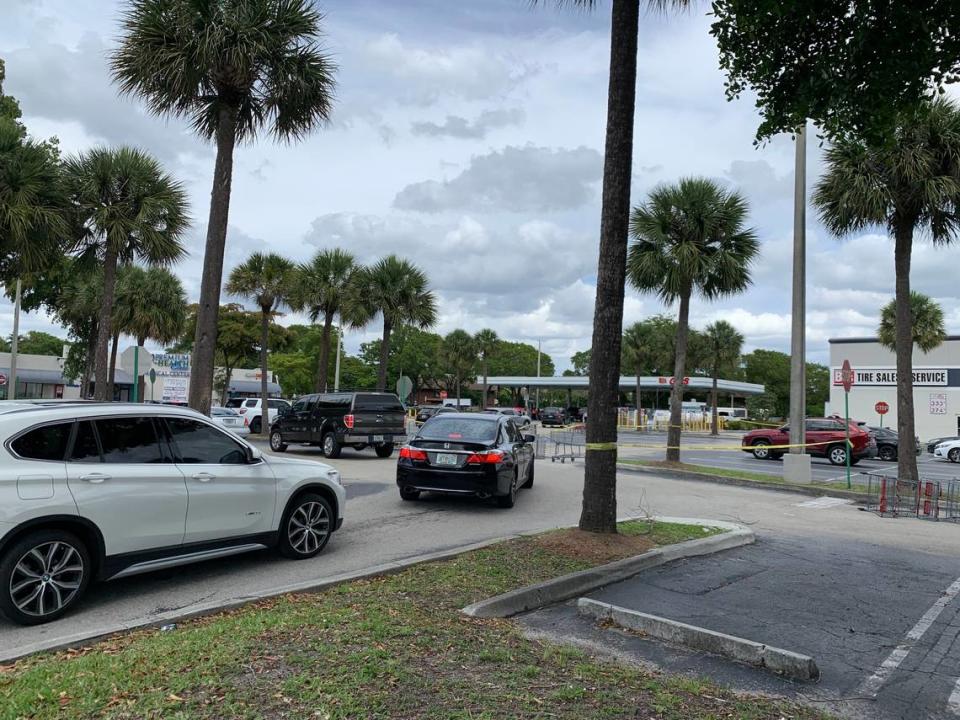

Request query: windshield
[{"left": 418, "top": 417, "right": 498, "bottom": 443}]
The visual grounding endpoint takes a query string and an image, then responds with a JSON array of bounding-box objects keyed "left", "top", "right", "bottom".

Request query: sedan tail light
[
  {"left": 399, "top": 446, "right": 428, "bottom": 461},
  {"left": 344, "top": 414, "right": 355, "bottom": 429},
  {"left": 466, "top": 450, "right": 505, "bottom": 465}
]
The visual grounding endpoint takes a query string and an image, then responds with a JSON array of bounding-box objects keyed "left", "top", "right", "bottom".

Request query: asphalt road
[
  {"left": 523, "top": 529, "right": 960, "bottom": 719},
  {"left": 613, "top": 430, "right": 960, "bottom": 485},
  {"left": 3, "top": 437, "right": 960, "bottom": 720}
]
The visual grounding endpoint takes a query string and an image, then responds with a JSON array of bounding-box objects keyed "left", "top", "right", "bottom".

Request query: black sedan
[
  {"left": 396, "top": 413, "right": 535, "bottom": 508},
  {"left": 868, "top": 427, "right": 922, "bottom": 461},
  {"left": 539, "top": 407, "right": 567, "bottom": 427},
  {"left": 415, "top": 405, "right": 456, "bottom": 425}
]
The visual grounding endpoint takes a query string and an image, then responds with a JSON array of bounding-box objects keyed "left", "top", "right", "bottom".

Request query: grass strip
[{"left": 1, "top": 520, "right": 829, "bottom": 720}]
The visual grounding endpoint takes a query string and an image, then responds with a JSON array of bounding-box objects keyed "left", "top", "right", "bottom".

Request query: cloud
[
  {"left": 393, "top": 144, "right": 602, "bottom": 213},
  {"left": 410, "top": 108, "right": 525, "bottom": 139}
]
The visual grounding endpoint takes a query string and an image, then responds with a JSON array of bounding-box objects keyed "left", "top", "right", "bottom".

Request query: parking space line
[
  {"left": 858, "top": 576, "right": 960, "bottom": 697},
  {"left": 949, "top": 678, "right": 960, "bottom": 716}
]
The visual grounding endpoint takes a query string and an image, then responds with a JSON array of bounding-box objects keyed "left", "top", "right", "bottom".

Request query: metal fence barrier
[{"left": 864, "top": 472, "right": 960, "bottom": 522}]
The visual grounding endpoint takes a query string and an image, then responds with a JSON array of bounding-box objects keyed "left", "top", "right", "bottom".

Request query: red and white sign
[
  {"left": 840, "top": 359, "right": 854, "bottom": 393},
  {"left": 0, "top": 373, "right": 7, "bottom": 387},
  {"left": 657, "top": 376, "right": 690, "bottom": 385},
  {"left": 439, "top": 390, "right": 448, "bottom": 400},
  {"left": 875, "top": 401, "right": 889, "bottom": 415}
]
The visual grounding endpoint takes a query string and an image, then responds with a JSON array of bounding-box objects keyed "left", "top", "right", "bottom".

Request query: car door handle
[
  {"left": 79, "top": 473, "right": 110, "bottom": 483},
  {"left": 192, "top": 472, "right": 215, "bottom": 482}
]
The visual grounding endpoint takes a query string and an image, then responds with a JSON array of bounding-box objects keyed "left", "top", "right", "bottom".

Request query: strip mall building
[{"left": 828, "top": 336, "right": 960, "bottom": 441}]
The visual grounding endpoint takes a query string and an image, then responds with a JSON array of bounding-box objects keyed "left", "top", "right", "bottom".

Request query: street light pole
[
  {"left": 535, "top": 339, "right": 541, "bottom": 414},
  {"left": 333, "top": 314, "right": 342, "bottom": 392},
  {"left": 785, "top": 124, "right": 811, "bottom": 483},
  {"left": 9, "top": 279, "right": 21, "bottom": 400}
]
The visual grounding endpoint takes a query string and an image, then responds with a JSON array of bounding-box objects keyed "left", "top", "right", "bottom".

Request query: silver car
[
  {"left": 0, "top": 401, "right": 345, "bottom": 625},
  {"left": 210, "top": 406, "right": 251, "bottom": 437}
]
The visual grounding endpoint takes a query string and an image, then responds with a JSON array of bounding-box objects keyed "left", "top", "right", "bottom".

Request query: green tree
[
  {"left": 351, "top": 256, "right": 437, "bottom": 392},
  {"left": 533, "top": 0, "right": 691, "bottom": 534},
  {"left": 711, "top": 1, "right": 960, "bottom": 142},
  {"left": 14, "top": 331, "right": 65, "bottom": 357},
  {"left": 441, "top": 330, "right": 477, "bottom": 408},
  {"left": 112, "top": 0, "right": 337, "bottom": 415},
  {"left": 703, "top": 320, "right": 744, "bottom": 435},
  {"left": 878, "top": 291, "right": 946, "bottom": 354},
  {"left": 570, "top": 349, "right": 591, "bottom": 376},
  {"left": 487, "top": 341, "right": 555, "bottom": 377},
  {"left": 65, "top": 147, "right": 188, "bottom": 400},
  {"left": 474, "top": 328, "right": 499, "bottom": 408},
  {"left": 226, "top": 253, "right": 296, "bottom": 432},
  {"left": 813, "top": 98, "right": 960, "bottom": 483},
  {"left": 628, "top": 178, "right": 758, "bottom": 463},
  {"left": 359, "top": 326, "right": 444, "bottom": 399},
  {"left": 270, "top": 352, "right": 315, "bottom": 397},
  {"left": 621, "top": 323, "right": 651, "bottom": 409},
  {"left": 743, "top": 349, "right": 828, "bottom": 419},
  {"left": 292, "top": 249, "right": 360, "bottom": 392}
]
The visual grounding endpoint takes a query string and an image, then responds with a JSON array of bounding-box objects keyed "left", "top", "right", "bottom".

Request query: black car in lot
[
  {"left": 396, "top": 413, "right": 535, "bottom": 508},
  {"left": 270, "top": 391, "right": 407, "bottom": 458},
  {"left": 415, "top": 404, "right": 457, "bottom": 425},
  {"left": 868, "top": 426, "right": 922, "bottom": 461},
  {"left": 539, "top": 407, "right": 567, "bottom": 427}
]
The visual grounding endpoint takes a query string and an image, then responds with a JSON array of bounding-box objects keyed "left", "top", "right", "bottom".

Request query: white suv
[
  {"left": 224, "top": 397, "right": 291, "bottom": 434},
  {"left": 0, "top": 401, "right": 346, "bottom": 625}
]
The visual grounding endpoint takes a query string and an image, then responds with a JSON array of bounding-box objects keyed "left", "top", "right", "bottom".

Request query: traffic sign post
[
  {"left": 875, "top": 400, "right": 889, "bottom": 429},
  {"left": 149, "top": 368, "right": 157, "bottom": 403},
  {"left": 0, "top": 373, "right": 6, "bottom": 397},
  {"left": 841, "top": 359, "right": 854, "bottom": 489}
]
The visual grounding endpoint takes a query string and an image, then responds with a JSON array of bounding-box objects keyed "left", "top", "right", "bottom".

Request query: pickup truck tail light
[
  {"left": 343, "top": 414, "right": 355, "bottom": 429},
  {"left": 466, "top": 450, "right": 505, "bottom": 465},
  {"left": 399, "top": 446, "right": 428, "bottom": 461}
]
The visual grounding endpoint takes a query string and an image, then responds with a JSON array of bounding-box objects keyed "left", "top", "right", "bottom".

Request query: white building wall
[{"left": 829, "top": 338, "right": 960, "bottom": 441}]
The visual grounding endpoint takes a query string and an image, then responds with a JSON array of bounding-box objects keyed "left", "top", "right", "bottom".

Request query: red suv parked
[{"left": 741, "top": 418, "right": 876, "bottom": 465}]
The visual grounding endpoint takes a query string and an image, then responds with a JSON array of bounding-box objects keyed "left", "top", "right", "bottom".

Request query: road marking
[
  {"left": 794, "top": 497, "right": 854, "bottom": 509},
  {"left": 949, "top": 678, "right": 960, "bottom": 716},
  {"left": 859, "top": 576, "right": 960, "bottom": 697}
]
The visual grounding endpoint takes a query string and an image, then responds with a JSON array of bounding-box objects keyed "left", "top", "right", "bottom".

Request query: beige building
[{"left": 828, "top": 337, "right": 960, "bottom": 441}]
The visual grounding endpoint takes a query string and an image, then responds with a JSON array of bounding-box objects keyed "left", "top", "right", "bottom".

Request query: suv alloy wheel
[{"left": 279, "top": 494, "right": 333, "bottom": 559}]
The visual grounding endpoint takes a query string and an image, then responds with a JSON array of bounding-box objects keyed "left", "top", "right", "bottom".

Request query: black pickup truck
[{"left": 269, "top": 391, "right": 408, "bottom": 458}]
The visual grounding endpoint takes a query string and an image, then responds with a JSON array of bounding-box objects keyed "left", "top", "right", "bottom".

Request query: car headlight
[{"left": 326, "top": 469, "right": 342, "bottom": 486}]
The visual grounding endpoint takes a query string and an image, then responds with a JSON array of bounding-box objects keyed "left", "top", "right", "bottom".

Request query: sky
[{"left": 2, "top": 0, "right": 960, "bottom": 372}]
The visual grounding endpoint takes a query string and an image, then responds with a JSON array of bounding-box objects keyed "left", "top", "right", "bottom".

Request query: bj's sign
[{"left": 832, "top": 367, "right": 948, "bottom": 387}]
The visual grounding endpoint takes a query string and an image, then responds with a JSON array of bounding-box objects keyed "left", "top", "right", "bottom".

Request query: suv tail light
[
  {"left": 466, "top": 450, "right": 505, "bottom": 465},
  {"left": 399, "top": 446, "right": 428, "bottom": 461},
  {"left": 239, "top": 407, "right": 247, "bottom": 414},
  {"left": 344, "top": 414, "right": 355, "bottom": 429}
]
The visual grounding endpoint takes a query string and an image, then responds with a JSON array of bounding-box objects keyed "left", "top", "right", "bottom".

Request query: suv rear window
[
  {"left": 245, "top": 399, "right": 257, "bottom": 407},
  {"left": 354, "top": 393, "right": 405, "bottom": 413},
  {"left": 224, "top": 398, "right": 243, "bottom": 408},
  {"left": 11, "top": 422, "right": 72, "bottom": 461}
]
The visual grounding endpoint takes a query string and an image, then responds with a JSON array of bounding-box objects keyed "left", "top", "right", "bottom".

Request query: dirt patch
[{"left": 531, "top": 528, "right": 656, "bottom": 566}]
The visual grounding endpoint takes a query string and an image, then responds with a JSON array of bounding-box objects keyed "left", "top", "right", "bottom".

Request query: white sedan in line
[
  {"left": 933, "top": 439, "right": 960, "bottom": 462},
  {"left": 210, "top": 406, "right": 251, "bottom": 437}
]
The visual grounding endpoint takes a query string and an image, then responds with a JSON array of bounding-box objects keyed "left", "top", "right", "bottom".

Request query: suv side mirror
[{"left": 246, "top": 445, "right": 263, "bottom": 463}]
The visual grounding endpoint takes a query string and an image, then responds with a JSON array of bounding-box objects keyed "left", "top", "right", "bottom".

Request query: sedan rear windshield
[{"left": 418, "top": 417, "right": 498, "bottom": 443}]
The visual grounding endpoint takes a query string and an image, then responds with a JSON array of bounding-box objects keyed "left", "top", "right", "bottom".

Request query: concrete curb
[
  {"left": 616, "top": 462, "right": 871, "bottom": 504},
  {"left": 461, "top": 517, "right": 755, "bottom": 619},
  {"left": 577, "top": 597, "right": 820, "bottom": 682}
]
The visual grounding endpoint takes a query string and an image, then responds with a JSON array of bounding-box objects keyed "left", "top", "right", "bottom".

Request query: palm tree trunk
[
  {"left": 317, "top": 311, "right": 334, "bottom": 393},
  {"left": 93, "top": 249, "right": 119, "bottom": 401},
  {"left": 666, "top": 291, "right": 691, "bottom": 463},
  {"left": 259, "top": 308, "right": 270, "bottom": 435},
  {"left": 377, "top": 319, "right": 392, "bottom": 392},
  {"left": 456, "top": 376, "right": 461, "bottom": 409},
  {"left": 189, "top": 104, "right": 240, "bottom": 416},
  {"left": 711, "top": 369, "right": 719, "bottom": 436},
  {"left": 482, "top": 361, "right": 489, "bottom": 410},
  {"left": 894, "top": 223, "right": 919, "bottom": 483},
  {"left": 107, "top": 330, "right": 120, "bottom": 399},
  {"left": 580, "top": 0, "right": 639, "bottom": 535},
  {"left": 137, "top": 336, "right": 147, "bottom": 403}
]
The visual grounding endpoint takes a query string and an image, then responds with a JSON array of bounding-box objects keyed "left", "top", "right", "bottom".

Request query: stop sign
[
  {"left": 0, "top": 373, "right": 7, "bottom": 387},
  {"left": 875, "top": 401, "right": 890, "bottom": 415},
  {"left": 840, "top": 359, "right": 855, "bottom": 392}
]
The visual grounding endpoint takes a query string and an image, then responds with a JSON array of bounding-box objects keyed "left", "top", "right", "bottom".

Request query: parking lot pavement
[
  {"left": 521, "top": 531, "right": 960, "bottom": 720},
  {"left": 615, "top": 431, "right": 960, "bottom": 485}
]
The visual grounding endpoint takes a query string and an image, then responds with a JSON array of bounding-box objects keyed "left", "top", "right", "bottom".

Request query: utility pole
[
  {"left": 9, "top": 279, "right": 21, "bottom": 400},
  {"left": 535, "top": 339, "right": 542, "bottom": 414},
  {"left": 784, "top": 124, "right": 812, "bottom": 483},
  {"left": 334, "top": 315, "right": 342, "bottom": 392}
]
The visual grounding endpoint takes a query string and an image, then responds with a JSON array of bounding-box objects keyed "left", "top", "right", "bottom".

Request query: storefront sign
[
  {"left": 152, "top": 353, "right": 191, "bottom": 377},
  {"left": 161, "top": 377, "right": 188, "bottom": 403},
  {"left": 832, "top": 367, "right": 948, "bottom": 386},
  {"left": 930, "top": 393, "right": 948, "bottom": 415}
]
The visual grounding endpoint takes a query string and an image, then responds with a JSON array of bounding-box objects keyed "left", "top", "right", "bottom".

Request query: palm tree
[
  {"left": 474, "top": 328, "right": 499, "bottom": 408},
  {"left": 628, "top": 177, "right": 758, "bottom": 463},
  {"left": 621, "top": 322, "right": 650, "bottom": 418},
  {"left": 813, "top": 98, "right": 960, "bottom": 484},
  {"left": 703, "top": 320, "right": 744, "bottom": 435},
  {"left": 442, "top": 330, "right": 477, "bottom": 409},
  {"left": 532, "top": 0, "right": 690, "bottom": 534},
  {"left": 226, "top": 253, "right": 295, "bottom": 434},
  {"left": 292, "top": 249, "right": 359, "bottom": 392},
  {"left": 111, "top": 0, "right": 337, "bottom": 415},
  {"left": 57, "top": 267, "right": 103, "bottom": 398},
  {"left": 65, "top": 146, "right": 188, "bottom": 401},
  {"left": 878, "top": 292, "right": 946, "bottom": 354},
  {"left": 351, "top": 256, "right": 437, "bottom": 392}
]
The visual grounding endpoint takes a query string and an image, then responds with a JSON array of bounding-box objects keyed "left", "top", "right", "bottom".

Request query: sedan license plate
[
  {"left": 372, "top": 435, "right": 385, "bottom": 442},
  {"left": 436, "top": 453, "right": 458, "bottom": 466}
]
